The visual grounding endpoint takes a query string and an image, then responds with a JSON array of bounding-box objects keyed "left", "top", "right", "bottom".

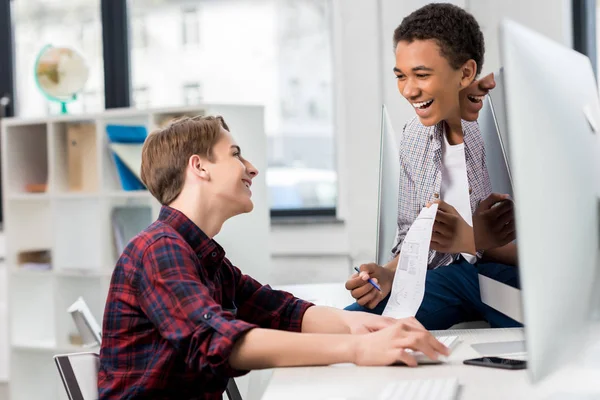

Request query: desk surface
[{"left": 260, "top": 327, "right": 600, "bottom": 400}]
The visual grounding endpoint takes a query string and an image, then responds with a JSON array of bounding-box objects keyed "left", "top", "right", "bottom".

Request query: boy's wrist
[
  {"left": 460, "top": 225, "right": 477, "bottom": 255},
  {"left": 347, "top": 335, "right": 361, "bottom": 365},
  {"left": 384, "top": 255, "right": 400, "bottom": 272}
]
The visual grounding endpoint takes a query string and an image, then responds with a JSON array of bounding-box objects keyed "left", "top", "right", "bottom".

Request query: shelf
[
  {"left": 1, "top": 104, "right": 268, "bottom": 400},
  {"left": 12, "top": 338, "right": 56, "bottom": 352},
  {"left": 12, "top": 340, "right": 99, "bottom": 355},
  {"left": 105, "top": 190, "right": 152, "bottom": 199},
  {"left": 2, "top": 123, "right": 49, "bottom": 194},
  {"left": 54, "top": 269, "right": 112, "bottom": 278},
  {"left": 9, "top": 274, "right": 55, "bottom": 348},
  {"left": 6, "top": 193, "right": 50, "bottom": 201},
  {"left": 52, "top": 199, "right": 103, "bottom": 272},
  {"left": 10, "top": 268, "right": 53, "bottom": 277},
  {"left": 4, "top": 199, "right": 53, "bottom": 266},
  {"left": 49, "top": 120, "right": 100, "bottom": 194},
  {"left": 53, "top": 192, "right": 100, "bottom": 200},
  {"left": 55, "top": 276, "right": 109, "bottom": 349},
  {"left": 102, "top": 197, "right": 156, "bottom": 266},
  {"left": 9, "top": 350, "right": 62, "bottom": 400},
  {"left": 98, "top": 115, "right": 150, "bottom": 192}
]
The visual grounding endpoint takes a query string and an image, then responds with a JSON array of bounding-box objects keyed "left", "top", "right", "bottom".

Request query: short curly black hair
[{"left": 393, "top": 3, "right": 485, "bottom": 76}]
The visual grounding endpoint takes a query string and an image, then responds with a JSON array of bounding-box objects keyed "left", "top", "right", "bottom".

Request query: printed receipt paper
[{"left": 382, "top": 204, "right": 438, "bottom": 319}]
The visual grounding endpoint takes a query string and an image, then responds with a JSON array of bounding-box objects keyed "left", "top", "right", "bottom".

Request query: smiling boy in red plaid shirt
[{"left": 97, "top": 115, "right": 449, "bottom": 399}]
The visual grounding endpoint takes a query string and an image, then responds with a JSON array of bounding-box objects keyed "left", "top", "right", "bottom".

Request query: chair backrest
[{"left": 54, "top": 352, "right": 99, "bottom": 400}]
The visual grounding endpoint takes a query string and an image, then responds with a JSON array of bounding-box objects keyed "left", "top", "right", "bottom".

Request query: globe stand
[{"left": 56, "top": 94, "right": 76, "bottom": 115}]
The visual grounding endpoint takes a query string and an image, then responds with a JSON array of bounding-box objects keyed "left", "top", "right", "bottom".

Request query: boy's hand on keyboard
[
  {"left": 345, "top": 263, "right": 394, "bottom": 309},
  {"left": 352, "top": 319, "right": 450, "bottom": 367}
]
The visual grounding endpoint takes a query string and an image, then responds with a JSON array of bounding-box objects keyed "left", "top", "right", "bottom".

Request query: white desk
[{"left": 260, "top": 327, "right": 600, "bottom": 400}]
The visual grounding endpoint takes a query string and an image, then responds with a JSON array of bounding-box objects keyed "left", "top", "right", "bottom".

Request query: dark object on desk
[{"left": 463, "top": 356, "right": 526, "bottom": 370}]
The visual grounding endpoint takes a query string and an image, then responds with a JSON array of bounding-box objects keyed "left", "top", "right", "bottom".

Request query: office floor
[{"left": 0, "top": 383, "right": 7, "bottom": 400}]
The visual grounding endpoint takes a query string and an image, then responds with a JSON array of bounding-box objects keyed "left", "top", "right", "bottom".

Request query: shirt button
[
  {"left": 429, "top": 135, "right": 434, "bottom": 141},
  {"left": 433, "top": 193, "right": 439, "bottom": 199},
  {"left": 469, "top": 187, "right": 473, "bottom": 194},
  {"left": 203, "top": 313, "right": 212, "bottom": 320},
  {"left": 211, "top": 252, "right": 217, "bottom": 258}
]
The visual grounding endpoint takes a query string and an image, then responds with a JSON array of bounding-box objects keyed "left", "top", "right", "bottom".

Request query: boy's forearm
[
  {"left": 300, "top": 306, "right": 351, "bottom": 334},
  {"left": 229, "top": 328, "right": 356, "bottom": 370},
  {"left": 482, "top": 242, "right": 518, "bottom": 266}
]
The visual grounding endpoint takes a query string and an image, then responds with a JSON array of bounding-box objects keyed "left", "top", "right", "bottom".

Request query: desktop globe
[{"left": 34, "top": 44, "right": 89, "bottom": 114}]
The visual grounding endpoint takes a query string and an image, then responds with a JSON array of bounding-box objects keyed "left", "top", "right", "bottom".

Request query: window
[
  {"left": 181, "top": 7, "right": 200, "bottom": 46},
  {"left": 131, "top": 14, "right": 148, "bottom": 50},
  {"left": 132, "top": 86, "right": 150, "bottom": 109},
  {"left": 12, "top": 0, "right": 104, "bottom": 117},
  {"left": 129, "top": 0, "right": 336, "bottom": 212},
  {"left": 79, "top": 90, "right": 104, "bottom": 113},
  {"left": 182, "top": 82, "right": 203, "bottom": 105}
]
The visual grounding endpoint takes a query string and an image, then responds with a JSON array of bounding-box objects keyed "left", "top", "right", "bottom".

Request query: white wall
[
  {"left": 0, "top": 233, "right": 7, "bottom": 383},
  {"left": 272, "top": 0, "right": 574, "bottom": 286}
]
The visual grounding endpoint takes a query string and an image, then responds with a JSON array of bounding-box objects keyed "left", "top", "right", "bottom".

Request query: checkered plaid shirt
[
  {"left": 98, "top": 206, "right": 313, "bottom": 400},
  {"left": 390, "top": 116, "right": 492, "bottom": 269}
]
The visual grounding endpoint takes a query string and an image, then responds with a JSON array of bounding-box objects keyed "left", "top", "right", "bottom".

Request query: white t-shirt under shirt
[{"left": 439, "top": 132, "right": 477, "bottom": 264}]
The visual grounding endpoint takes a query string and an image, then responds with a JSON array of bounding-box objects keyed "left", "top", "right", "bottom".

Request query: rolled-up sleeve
[
  {"left": 137, "top": 236, "right": 257, "bottom": 378},
  {"left": 231, "top": 264, "right": 314, "bottom": 332}
]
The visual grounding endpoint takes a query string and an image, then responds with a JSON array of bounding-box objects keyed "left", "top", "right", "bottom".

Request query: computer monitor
[
  {"left": 476, "top": 69, "right": 526, "bottom": 325},
  {"left": 375, "top": 105, "right": 401, "bottom": 266},
  {"left": 478, "top": 69, "right": 513, "bottom": 197},
  {"left": 500, "top": 19, "right": 600, "bottom": 383}
]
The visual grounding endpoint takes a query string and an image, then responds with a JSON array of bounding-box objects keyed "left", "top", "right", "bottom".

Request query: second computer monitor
[
  {"left": 500, "top": 19, "right": 600, "bottom": 383},
  {"left": 376, "top": 105, "right": 401, "bottom": 266}
]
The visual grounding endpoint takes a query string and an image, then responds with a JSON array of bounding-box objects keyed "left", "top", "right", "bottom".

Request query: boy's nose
[
  {"left": 402, "top": 81, "right": 420, "bottom": 99},
  {"left": 246, "top": 161, "right": 259, "bottom": 178}
]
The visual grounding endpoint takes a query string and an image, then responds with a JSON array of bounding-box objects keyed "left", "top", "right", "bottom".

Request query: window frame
[{"left": 572, "top": 0, "right": 597, "bottom": 74}]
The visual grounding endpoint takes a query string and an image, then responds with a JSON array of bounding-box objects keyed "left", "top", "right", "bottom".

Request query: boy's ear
[
  {"left": 189, "top": 154, "right": 210, "bottom": 180},
  {"left": 459, "top": 59, "right": 478, "bottom": 89}
]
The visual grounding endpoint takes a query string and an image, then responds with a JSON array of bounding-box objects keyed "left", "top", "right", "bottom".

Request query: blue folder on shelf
[{"left": 106, "top": 125, "right": 148, "bottom": 191}]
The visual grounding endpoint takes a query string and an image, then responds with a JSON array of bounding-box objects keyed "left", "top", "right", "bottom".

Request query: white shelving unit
[{"left": 1, "top": 104, "right": 269, "bottom": 400}]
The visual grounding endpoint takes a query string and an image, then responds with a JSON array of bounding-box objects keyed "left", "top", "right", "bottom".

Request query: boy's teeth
[{"left": 413, "top": 99, "right": 433, "bottom": 108}]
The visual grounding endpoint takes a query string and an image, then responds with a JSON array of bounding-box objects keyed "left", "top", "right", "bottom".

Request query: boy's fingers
[
  {"left": 432, "top": 220, "right": 452, "bottom": 236},
  {"left": 394, "top": 349, "right": 417, "bottom": 367},
  {"left": 480, "top": 193, "right": 509, "bottom": 210},
  {"left": 401, "top": 317, "right": 426, "bottom": 331},
  {"left": 430, "top": 336, "right": 451, "bottom": 356},
  {"left": 345, "top": 275, "right": 366, "bottom": 290},
  {"left": 367, "top": 297, "right": 383, "bottom": 309},
  {"left": 356, "top": 289, "right": 378, "bottom": 306},
  {"left": 352, "top": 284, "right": 375, "bottom": 301}
]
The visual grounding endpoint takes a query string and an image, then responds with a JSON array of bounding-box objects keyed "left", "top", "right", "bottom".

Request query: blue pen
[{"left": 354, "top": 266, "right": 382, "bottom": 292}]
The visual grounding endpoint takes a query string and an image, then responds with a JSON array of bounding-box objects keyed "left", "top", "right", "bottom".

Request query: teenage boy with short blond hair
[{"left": 97, "top": 115, "right": 448, "bottom": 400}]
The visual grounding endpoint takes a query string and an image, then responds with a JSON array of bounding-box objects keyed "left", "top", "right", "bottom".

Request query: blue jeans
[{"left": 344, "top": 258, "right": 522, "bottom": 330}]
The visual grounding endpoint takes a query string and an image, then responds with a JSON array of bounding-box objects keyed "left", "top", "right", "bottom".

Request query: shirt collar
[
  {"left": 157, "top": 205, "right": 225, "bottom": 265},
  {"left": 433, "top": 120, "right": 477, "bottom": 154}
]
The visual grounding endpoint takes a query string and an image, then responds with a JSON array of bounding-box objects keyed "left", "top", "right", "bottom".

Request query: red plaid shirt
[{"left": 98, "top": 206, "right": 313, "bottom": 399}]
